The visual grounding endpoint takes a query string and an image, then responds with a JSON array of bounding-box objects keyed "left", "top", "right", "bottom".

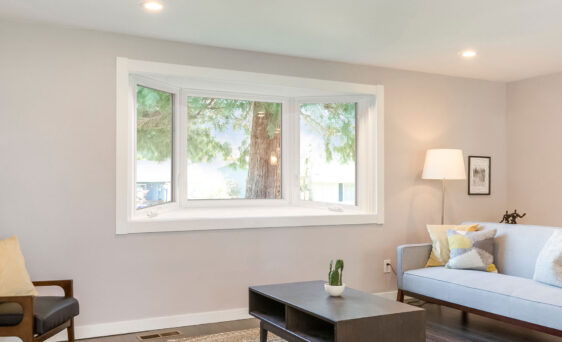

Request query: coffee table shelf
[
  {"left": 250, "top": 311, "right": 286, "bottom": 329},
  {"left": 249, "top": 281, "right": 424, "bottom": 342}
]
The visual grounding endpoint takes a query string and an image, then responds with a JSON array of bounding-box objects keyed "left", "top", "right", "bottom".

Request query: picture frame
[{"left": 468, "top": 156, "right": 491, "bottom": 195}]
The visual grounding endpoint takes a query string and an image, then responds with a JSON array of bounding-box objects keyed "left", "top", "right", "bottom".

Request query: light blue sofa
[{"left": 396, "top": 222, "right": 562, "bottom": 336}]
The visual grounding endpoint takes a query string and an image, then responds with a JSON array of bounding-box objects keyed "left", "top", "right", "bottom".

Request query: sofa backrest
[{"left": 463, "top": 222, "right": 559, "bottom": 279}]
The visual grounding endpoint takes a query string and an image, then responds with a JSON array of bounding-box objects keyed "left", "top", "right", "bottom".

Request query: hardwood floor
[
  {"left": 421, "top": 303, "right": 560, "bottom": 342},
  {"left": 81, "top": 303, "right": 560, "bottom": 342},
  {"left": 81, "top": 320, "right": 260, "bottom": 342}
]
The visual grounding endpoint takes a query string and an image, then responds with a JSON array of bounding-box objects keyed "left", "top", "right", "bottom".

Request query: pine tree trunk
[{"left": 245, "top": 107, "right": 281, "bottom": 199}]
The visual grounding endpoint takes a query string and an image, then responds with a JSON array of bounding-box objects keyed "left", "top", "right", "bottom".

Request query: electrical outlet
[{"left": 384, "top": 259, "right": 392, "bottom": 273}]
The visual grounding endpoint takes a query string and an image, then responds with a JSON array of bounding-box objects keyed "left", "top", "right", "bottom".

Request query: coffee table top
[{"left": 249, "top": 280, "right": 422, "bottom": 323}]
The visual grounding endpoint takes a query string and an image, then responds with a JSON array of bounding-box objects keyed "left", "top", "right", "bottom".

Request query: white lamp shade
[{"left": 422, "top": 149, "right": 466, "bottom": 180}]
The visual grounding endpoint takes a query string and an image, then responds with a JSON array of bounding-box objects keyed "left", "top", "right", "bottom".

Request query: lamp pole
[{"left": 441, "top": 179, "right": 445, "bottom": 224}]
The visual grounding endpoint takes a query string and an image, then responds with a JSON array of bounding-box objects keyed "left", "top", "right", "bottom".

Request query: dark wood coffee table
[{"left": 249, "top": 281, "right": 425, "bottom": 342}]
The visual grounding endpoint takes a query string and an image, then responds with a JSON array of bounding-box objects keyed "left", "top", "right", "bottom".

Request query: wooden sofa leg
[
  {"left": 461, "top": 311, "right": 469, "bottom": 324},
  {"left": 396, "top": 289, "right": 404, "bottom": 302},
  {"left": 67, "top": 318, "right": 75, "bottom": 342}
]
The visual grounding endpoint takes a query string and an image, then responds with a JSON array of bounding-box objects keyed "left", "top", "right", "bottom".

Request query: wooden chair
[{"left": 0, "top": 280, "right": 79, "bottom": 342}]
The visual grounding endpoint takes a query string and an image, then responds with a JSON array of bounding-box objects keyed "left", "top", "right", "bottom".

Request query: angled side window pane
[
  {"left": 135, "top": 85, "right": 173, "bottom": 209},
  {"left": 186, "top": 96, "right": 281, "bottom": 200},
  {"left": 300, "top": 103, "right": 356, "bottom": 205}
]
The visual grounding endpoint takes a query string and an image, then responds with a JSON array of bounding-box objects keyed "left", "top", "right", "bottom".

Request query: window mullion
[
  {"left": 284, "top": 98, "right": 299, "bottom": 205},
  {"left": 178, "top": 89, "right": 188, "bottom": 208}
]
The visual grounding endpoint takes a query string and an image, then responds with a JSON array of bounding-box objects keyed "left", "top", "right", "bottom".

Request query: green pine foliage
[
  {"left": 186, "top": 97, "right": 281, "bottom": 170},
  {"left": 300, "top": 103, "right": 356, "bottom": 164},
  {"left": 135, "top": 87, "right": 356, "bottom": 170},
  {"left": 136, "top": 86, "right": 173, "bottom": 162}
]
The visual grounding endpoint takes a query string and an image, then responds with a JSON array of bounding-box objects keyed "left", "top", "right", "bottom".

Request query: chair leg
[
  {"left": 396, "top": 289, "right": 404, "bottom": 302},
  {"left": 67, "top": 319, "right": 75, "bottom": 342}
]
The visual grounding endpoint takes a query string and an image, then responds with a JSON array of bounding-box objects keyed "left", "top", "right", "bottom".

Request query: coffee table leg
[{"left": 260, "top": 321, "right": 268, "bottom": 342}]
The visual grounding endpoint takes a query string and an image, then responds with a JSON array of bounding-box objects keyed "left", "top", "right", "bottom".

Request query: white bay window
[{"left": 116, "top": 58, "right": 384, "bottom": 234}]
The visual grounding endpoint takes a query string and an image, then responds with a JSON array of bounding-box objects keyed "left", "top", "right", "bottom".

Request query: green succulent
[{"left": 328, "top": 259, "right": 344, "bottom": 286}]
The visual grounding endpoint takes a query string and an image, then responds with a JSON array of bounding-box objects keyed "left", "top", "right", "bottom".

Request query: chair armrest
[
  {"left": 396, "top": 243, "right": 432, "bottom": 289},
  {"left": 0, "top": 295, "right": 34, "bottom": 330},
  {"left": 33, "top": 279, "right": 73, "bottom": 298}
]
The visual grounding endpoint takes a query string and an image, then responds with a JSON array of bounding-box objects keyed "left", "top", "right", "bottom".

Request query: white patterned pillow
[
  {"left": 533, "top": 230, "right": 562, "bottom": 288},
  {"left": 445, "top": 229, "right": 498, "bottom": 272}
]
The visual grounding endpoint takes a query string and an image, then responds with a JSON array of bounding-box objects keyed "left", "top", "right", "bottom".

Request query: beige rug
[{"left": 168, "top": 328, "right": 285, "bottom": 342}]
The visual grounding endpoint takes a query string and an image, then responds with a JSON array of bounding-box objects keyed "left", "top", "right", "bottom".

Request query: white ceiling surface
[{"left": 2, "top": 0, "right": 562, "bottom": 82}]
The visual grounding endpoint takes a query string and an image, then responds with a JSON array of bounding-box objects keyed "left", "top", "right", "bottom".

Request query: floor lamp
[{"left": 422, "top": 149, "right": 466, "bottom": 224}]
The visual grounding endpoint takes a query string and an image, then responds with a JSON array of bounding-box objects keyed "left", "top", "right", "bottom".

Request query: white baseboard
[
  {"left": 373, "top": 290, "right": 417, "bottom": 303},
  {"left": 45, "top": 307, "right": 250, "bottom": 342},
  {"left": 373, "top": 290, "right": 398, "bottom": 300},
  {"left": 19, "top": 292, "right": 401, "bottom": 342}
]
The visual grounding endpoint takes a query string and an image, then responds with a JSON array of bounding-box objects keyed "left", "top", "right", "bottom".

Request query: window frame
[{"left": 116, "top": 58, "right": 384, "bottom": 234}]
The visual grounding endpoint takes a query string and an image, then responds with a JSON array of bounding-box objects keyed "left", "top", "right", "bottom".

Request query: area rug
[{"left": 168, "top": 328, "right": 284, "bottom": 342}]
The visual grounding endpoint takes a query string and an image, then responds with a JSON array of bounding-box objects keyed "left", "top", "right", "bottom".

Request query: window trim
[{"left": 116, "top": 57, "right": 384, "bottom": 234}]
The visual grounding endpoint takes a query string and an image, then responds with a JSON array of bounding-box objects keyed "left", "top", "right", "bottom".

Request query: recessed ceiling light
[
  {"left": 143, "top": 1, "right": 163, "bottom": 11},
  {"left": 460, "top": 50, "right": 477, "bottom": 58}
]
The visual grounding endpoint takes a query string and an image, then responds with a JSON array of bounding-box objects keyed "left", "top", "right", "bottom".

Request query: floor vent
[{"left": 138, "top": 331, "right": 182, "bottom": 340}]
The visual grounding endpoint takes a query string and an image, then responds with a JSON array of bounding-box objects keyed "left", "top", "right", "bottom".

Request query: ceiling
[{"left": 2, "top": 0, "right": 562, "bottom": 82}]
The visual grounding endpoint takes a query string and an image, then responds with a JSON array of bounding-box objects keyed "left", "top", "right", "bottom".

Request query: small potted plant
[{"left": 325, "top": 259, "right": 345, "bottom": 296}]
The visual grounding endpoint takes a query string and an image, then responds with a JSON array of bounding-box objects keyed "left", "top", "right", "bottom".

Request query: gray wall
[
  {"left": 0, "top": 19, "right": 507, "bottom": 327},
  {"left": 507, "top": 72, "right": 562, "bottom": 226}
]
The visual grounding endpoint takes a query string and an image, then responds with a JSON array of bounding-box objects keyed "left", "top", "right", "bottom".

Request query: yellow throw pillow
[
  {"left": 0, "top": 236, "right": 37, "bottom": 296},
  {"left": 425, "top": 224, "right": 479, "bottom": 267}
]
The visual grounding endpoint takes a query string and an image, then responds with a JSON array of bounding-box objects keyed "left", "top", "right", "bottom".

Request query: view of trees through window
[
  {"left": 300, "top": 103, "right": 356, "bottom": 205},
  {"left": 187, "top": 97, "right": 282, "bottom": 200},
  {"left": 136, "top": 86, "right": 173, "bottom": 209},
  {"left": 135, "top": 86, "right": 357, "bottom": 207}
]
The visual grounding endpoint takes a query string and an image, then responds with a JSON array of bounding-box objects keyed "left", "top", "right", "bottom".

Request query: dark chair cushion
[{"left": 0, "top": 296, "right": 79, "bottom": 335}]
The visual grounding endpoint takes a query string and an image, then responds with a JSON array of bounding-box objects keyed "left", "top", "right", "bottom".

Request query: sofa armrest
[
  {"left": 396, "top": 243, "right": 432, "bottom": 289},
  {"left": 33, "top": 279, "right": 73, "bottom": 298}
]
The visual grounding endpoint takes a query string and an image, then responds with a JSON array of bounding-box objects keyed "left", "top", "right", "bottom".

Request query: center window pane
[
  {"left": 300, "top": 103, "right": 356, "bottom": 205},
  {"left": 187, "top": 96, "right": 281, "bottom": 200}
]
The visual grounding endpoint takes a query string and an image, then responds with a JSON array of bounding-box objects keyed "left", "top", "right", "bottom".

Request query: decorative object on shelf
[
  {"left": 500, "top": 210, "right": 526, "bottom": 224},
  {"left": 468, "top": 156, "right": 491, "bottom": 195},
  {"left": 325, "top": 259, "right": 345, "bottom": 296},
  {"left": 422, "top": 149, "right": 466, "bottom": 224}
]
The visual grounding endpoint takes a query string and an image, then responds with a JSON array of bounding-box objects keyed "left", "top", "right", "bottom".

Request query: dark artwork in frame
[{"left": 468, "top": 156, "right": 491, "bottom": 195}]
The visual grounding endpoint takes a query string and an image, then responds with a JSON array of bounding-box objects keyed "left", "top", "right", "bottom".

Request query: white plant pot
[{"left": 324, "top": 283, "right": 346, "bottom": 297}]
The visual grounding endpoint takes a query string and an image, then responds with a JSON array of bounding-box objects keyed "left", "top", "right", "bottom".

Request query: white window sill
[{"left": 117, "top": 206, "right": 383, "bottom": 234}]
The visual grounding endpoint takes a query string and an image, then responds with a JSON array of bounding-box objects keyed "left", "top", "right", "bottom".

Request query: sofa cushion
[
  {"left": 446, "top": 229, "right": 497, "bottom": 272},
  {"left": 463, "top": 222, "right": 559, "bottom": 278},
  {"left": 0, "top": 296, "right": 79, "bottom": 334},
  {"left": 425, "top": 224, "right": 479, "bottom": 267},
  {"left": 533, "top": 230, "right": 562, "bottom": 288},
  {"left": 402, "top": 267, "right": 562, "bottom": 330}
]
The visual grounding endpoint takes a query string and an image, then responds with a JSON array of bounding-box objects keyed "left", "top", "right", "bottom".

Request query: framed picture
[{"left": 468, "top": 156, "right": 491, "bottom": 195}]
